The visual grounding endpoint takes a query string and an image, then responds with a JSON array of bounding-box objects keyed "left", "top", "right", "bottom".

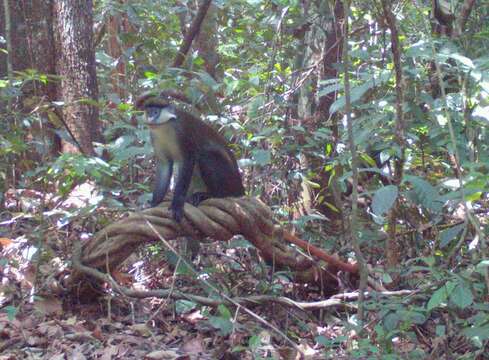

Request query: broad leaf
[
  {"left": 439, "top": 224, "right": 465, "bottom": 248},
  {"left": 372, "top": 185, "right": 398, "bottom": 217},
  {"left": 427, "top": 281, "right": 456, "bottom": 311}
]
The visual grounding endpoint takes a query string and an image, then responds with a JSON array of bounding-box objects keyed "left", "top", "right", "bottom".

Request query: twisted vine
[{"left": 72, "top": 197, "right": 356, "bottom": 292}]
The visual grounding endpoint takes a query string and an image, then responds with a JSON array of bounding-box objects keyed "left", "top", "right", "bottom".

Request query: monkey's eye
[{"left": 146, "top": 107, "right": 161, "bottom": 121}]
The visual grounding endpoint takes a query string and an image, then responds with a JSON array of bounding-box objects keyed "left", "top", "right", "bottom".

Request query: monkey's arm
[
  {"left": 171, "top": 155, "right": 196, "bottom": 222},
  {"left": 151, "top": 159, "right": 173, "bottom": 206}
]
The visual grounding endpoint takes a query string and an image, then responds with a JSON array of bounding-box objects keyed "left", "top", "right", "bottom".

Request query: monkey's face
[{"left": 145, "top": 105, "right": 177, "bottom": 126}]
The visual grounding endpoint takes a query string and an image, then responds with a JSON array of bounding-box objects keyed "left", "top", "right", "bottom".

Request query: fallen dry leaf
[
  {"left": 130, "top": 323, "right": 153, "bottom": 337},
  {"left": 0, "top": 237, "right": 13, "bottom": 247},
  {"left": 180, "top": 335, "right": 204, "bottom": 354},
  {"left": 34, "top": 296, "right": 63, "bottom": 316},
  {"left": 145, "top": 349, "right": 181, "bottom": 359},
  {"left": 182, "top": 310, "right": 204, "bottom": 324}
]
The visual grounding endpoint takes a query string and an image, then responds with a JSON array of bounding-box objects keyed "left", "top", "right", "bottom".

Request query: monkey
[
  {"left": 135, "top": 95, "right": 358, "bottom": 270},
  {"left": 137, "top": 95, "right": 245, "bottom": 223}
]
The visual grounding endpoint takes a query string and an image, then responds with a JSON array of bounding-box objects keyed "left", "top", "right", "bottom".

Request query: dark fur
[{"left": 140, "top": 96, "right": 244, "bottom": 222}]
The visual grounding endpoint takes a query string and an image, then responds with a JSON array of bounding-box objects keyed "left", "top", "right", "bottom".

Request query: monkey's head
[{"left": 136, "top": 94, "right": 177, "bottom": 127}]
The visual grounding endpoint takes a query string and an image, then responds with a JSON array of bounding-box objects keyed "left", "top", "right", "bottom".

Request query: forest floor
[{"left": 1, "top": 223, "right": 361, "bottom": 360}]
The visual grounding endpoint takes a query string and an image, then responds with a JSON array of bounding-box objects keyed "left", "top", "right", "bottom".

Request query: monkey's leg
[
  {"left": 151, "top": 160, "right": 173, "bottom": 206},
  {"left": 182, "top": 192, "right": 212, "bottom": 260}
]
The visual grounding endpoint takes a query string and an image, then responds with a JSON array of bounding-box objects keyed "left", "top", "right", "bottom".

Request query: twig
[
  {"left": 342, "top": 0, "right": 368, "bottom": 325},
  {"left": 173, "top": 0, "right": 213, "bottom": 68}
]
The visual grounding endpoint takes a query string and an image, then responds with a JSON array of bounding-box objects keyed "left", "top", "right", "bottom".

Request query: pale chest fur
[
  {"left": 150, "top": 124, "right": 184, "bottom": 162},
  {"left": 150, "top": 124, "right": 207, "bottom": 194}
]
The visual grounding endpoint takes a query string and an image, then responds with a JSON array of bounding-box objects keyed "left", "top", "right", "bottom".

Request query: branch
[
  {"left": 173, "top": 0, "right": 213, "bottom": 68},
  {"left": 283, "top": 231, "right": 358, "bottom": 273},
  {"left": 455, "top": 0, "right": 476, "bottom": 36}
]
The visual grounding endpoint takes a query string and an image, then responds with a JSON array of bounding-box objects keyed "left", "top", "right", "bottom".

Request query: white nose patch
[{"left": 159, "top": 108, "right": 177, "bottom": 123}]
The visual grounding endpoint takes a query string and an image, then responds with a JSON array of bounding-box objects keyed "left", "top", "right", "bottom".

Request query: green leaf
[
  {"left": 317, "top": 80, "right": 342, "bottom": 97},
  {"left": 383, "top": 312, "right": 400, "bottom": 331},
  {"left": 249, "top": 76, "right": 260, "bottom": 87},
  {"left": 248, "top": 334, "right": 261, "bottom": 349},
  {"left": 427, "top": 282, "right": 456, "bottom": 311},
  {"left": 217, "top": 304, "right": 232, "bottom": 319},
  {"left": 450, "top": 283, "right": 473, "bottom": 309},
  {"left": 476, "top": 260, "right": 489, "bottom": 275},
  {"left": 439, "top": 224, "right": 465, "bottom": 248},
  {"left": 371, "top": 185, "right": 398, "bottom": 216},
  {"left": 208, "top": 315, "right": 234, "bottom": 336},
  {"left": 175, "top": 300, "right": 197, "bottom": 314},
  {"left": 251, "top": 149, "right": 271, "bottom": 166},
  {"left": 247, "top": 95, "right": 265, "bottom": 118},
  {"left": 405, "top": 175, "right": 444, "bottom": 213},
  {"left": 330, "top": 71, "right": 391, "bottom": 114},
  {"left": 436, "top": 325, "right": 446, "bottom": 337},
  {"left": 4, "top": 305, "right": 17, "bottom": 321},
  {"left": 463, "top": 325, "right": 489, "bottom": 342},
  {"left": 197, "top": 71, "right": 219, "bottom": 91},
  {"left": 382, "top": 272, "right": 393, "bottom": 284},
  {"left": 448, "top": 53, "right": 475, "bottom": 69},
  {"left": 405, "top": 40, "right": 432, "bottom": 59}
]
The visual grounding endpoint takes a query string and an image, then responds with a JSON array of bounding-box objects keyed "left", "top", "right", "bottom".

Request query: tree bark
[
  {"left": 0, "top": 0, "right": 60, "bottom": 161},
  {"left": 54, "top": 0, "right": 100, "bottom": 155},
  {"left": 194, "top": 1, "right": 219, "bottom": 79},
  {"left": 381, "top": 0, "right": 406, "bottom": 281},
  {"left": 173, "top": 0, "right": 212, "bottom": 68},
  {"left": 294, "top": 0, "right": 345, "bottom": 226}
]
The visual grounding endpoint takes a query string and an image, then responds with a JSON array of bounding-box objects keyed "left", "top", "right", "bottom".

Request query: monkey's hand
[{"left": 170, "top": 197, "right": 185, "bottom": 223}]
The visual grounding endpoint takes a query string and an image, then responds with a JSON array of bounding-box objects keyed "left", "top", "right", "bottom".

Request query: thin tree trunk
[
  {"left": 54, "top": 0, "right": 100, "bottom": 155},
  {"left": 194, "top": 2, "right": 219, "bottom": 79},
  {"left": 106, "top": 1, "right": 135, "bottom": 102},
  {"left": 2, "top": 0, "right": 12, "bottom": 96},
  {"left": 381, "top": 0, "right": 406, "bottom": 279},
  {"left": 173, "top": 0, "right": 212, "bottom": 68},
  {"left": 295, "top": 0, "right": 345, "bottom": 226}
]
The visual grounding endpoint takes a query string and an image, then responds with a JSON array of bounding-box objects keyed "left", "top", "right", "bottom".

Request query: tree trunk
[
  {"left": 314, "top": 0, "right": 345, "bottom": 226},
  {"left": 0, "top": 0, "right": 60, "bottom": 170},
  {"left": 54, "top": 0, "right": 100, "bottom": 155},
  {"left": 106, "top": 0, "right": 135, "bottom": 102},
  {"left": 194, "top": 2, "right": 219, "bottom": 80},
  {"left": 294, "top": 0, "right": 345, "bottom": 227}
]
